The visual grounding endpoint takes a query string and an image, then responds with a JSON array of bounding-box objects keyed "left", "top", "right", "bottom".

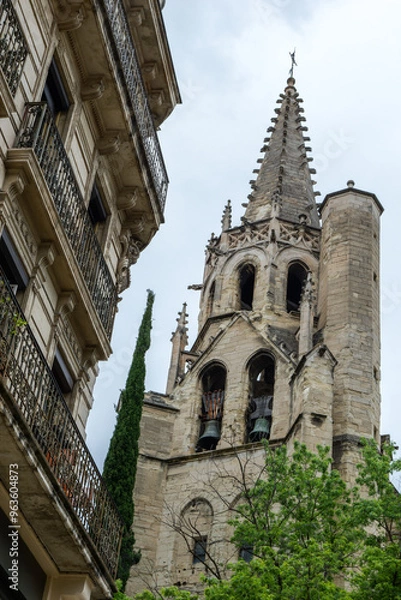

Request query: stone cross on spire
[{"left": 289, "top": 48, "right": 297, "bottom": 78}]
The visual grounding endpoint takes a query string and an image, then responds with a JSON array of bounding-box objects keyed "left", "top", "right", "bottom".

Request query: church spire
[
  {"left": 244, "top": 77, "right": 320, "bottom": 228},
  {"left": 166, "top": 303, "right": 189, "bottom": 395}
]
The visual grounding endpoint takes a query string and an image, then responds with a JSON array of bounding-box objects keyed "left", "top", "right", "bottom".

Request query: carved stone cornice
[
  {"left": 125, "top": 214, "right": 146, "bottom": 235},
  {"left": 96, "top": 131, "right": 122, "bottom": 155},
  {"left": 149, "top": 90, "right": 165, "bottom": 107},
  {"left": 130, "top": 7, "right": 146, "bottom": 26},
  {"left": 56, "top": 291, "right": 77, "bottom": 319},
  {"left": 117, "top": 187, "right": 139, "bottom": 211},
  {"left": 81, "top": 77, "right": 105, "bottom": 102},
  {"left": 9, "top": 199, "right": 37, "bottom": 256},
  {"left": 56, "top": 1, "right": 85, "bottom": 31},
  {"left": 142, "top": 62, "right": 158, "bottom": 80},
  {"left": 3, "top": 170, "right": 28, "bottom": 200}
]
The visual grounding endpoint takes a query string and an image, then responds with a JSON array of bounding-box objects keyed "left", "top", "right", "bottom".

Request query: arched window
[
  {"left": 174, "top": 498, "right": 214, "bottom": 572},
  {"left": 239, "top": 264, "right": 255, "bottom": 310},
  {"left": 246, "top": 353, "right": 275, "bottom": 442},
  {"left": 197, "top": 364, "right": 226, "bottom": 451},
  {"left": 286, "top": 262, "right": 308, "bottom": 313}
]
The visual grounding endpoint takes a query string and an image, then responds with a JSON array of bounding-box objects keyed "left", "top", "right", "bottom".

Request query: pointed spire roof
[
  {"left": 166, "top": 303, "right": 189, "bottom": 395},
  {"left": 172, "top": 302, "right": 189, "bottom": 340},
  {"left": 244, "top": 77, "right": 320, "bottom": 228},
  {"left": 221, "top": 200, "right": 232, "bottom": 232}
]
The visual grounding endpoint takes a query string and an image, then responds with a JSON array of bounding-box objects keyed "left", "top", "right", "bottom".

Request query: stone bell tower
[{"left": 126, "top": 77, "right": 383, "bottom": 596}]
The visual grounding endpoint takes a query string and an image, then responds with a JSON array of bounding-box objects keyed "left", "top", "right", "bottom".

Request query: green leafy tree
[
  {"left": 104, "top": 290, "right": 155, "bottom": 590},
  {"left": 225, "top": 443, "right": 359, "bottom": 599},
  {"left": 130, "top": 440, "right": 401, "bottom": 600},
  {"left": 351, "top": 439, "right": 401, "bottom": 599}
]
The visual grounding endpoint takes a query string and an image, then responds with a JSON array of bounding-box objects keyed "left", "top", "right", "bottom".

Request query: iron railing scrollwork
[
  {"left": 16, "top": 102, "right": 117, "bottom": 337},
  {"left": 0, "top": 0, "right": 28, "bottom": 96},
  {"left": 100, "top": 0, "right": 168, "bottom": 212},
  {"left": 0, "top": 271, "right": 123, "bottom": 577}
]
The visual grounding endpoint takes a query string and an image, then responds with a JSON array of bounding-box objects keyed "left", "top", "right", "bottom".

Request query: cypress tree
[{"left": 103, "top": 290, "right": 155, "bottom": 589}]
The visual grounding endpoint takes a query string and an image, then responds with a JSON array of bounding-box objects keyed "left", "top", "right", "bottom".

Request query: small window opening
[
  {"left": 239, "top": 543, "right": 254, "bottom": 563},
  {"left": 247, "top": 354, "right": 275, "bottom": 442},
  {"left": 88, "top": 183, "right": 107, "bottom": 227},
  {"left": 0, "top": 228, "right": 29, "bottom": 293},
  {"left": 286, "top": 263, "right": 308, "bottom": 312},
  {"left": 42, "top": 59, "right": 70, "bottom": 117},
  {"left": 52, "top": 347, "right": 74, "bottom": 395},
  {"left": 192, "top": 536, "right": 207, "bottom": 565},
  {"left": 197, "top": 364, "right": 226, "bottom": 452},
  {"left": 239, "top": 264, "right": 255, "bottom": 310}
]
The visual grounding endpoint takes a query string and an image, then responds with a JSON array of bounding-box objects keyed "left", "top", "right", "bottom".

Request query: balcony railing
[
  {"left": 0, "top": 0, "right": 28, "bottom": 96},
  {"left": 100, "top": 0, "right": 168, "bottom": 212},
  {"left": 0, "top": 270, "right": 123, "bottom": 577},
  {"left": 15, "top": 102, "right": 116, "bottom": 338}
]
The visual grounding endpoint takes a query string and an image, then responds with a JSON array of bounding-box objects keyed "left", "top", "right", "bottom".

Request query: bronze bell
[
  {"left": 249, "top": 417, "right": 270, "bottom": 442},
  {"left": 197, "top": 419, "right": 221, "bottom": 450}
]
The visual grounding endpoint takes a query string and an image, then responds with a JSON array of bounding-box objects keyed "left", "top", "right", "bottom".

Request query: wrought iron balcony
[
  {"left": 0, "top": 0, "right": 28, "bottom": 96},
  {"left": 0, "top": 270, "right": 123, "bottom": 577},
  {"left": 16, "top": 102, "right": 116, "bottom": 338},
  {"left": 100, "top": 0, "right": 168, "bottom": 212}
]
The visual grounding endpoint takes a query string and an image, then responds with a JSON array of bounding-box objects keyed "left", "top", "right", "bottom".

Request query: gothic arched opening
[
  {"left": 246, "top": 353, "right": 275, "bottom": 442},
  {"left": 197, "top": 363, "right": 226, "bottom": 451},
  {"left": 239, "top": 264, "right": 255, "bottom": 310},
  {"left": 174, "top": 498, "right": 214, "bottom": 572},
  {"left": 286, "top": 262, "right": 308, "bottom": 312}
]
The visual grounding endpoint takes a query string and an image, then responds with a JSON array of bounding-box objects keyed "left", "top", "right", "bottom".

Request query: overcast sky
[{"left": 86, "top": 0, "right": 401, "bottom": 471}]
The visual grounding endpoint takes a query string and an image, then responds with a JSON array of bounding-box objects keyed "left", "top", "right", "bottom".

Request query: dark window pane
[
  {"left": 0, "top": 228, "right": 29, "bottom": 291},
  {"left": 88, "top": 184, "right": 107, "bottom": 225},
  {"left": 239, "top": 543, "right": 253, "bottom": 563},
  {"left": 192, "top": 537, "right": 207, "bottom": 564},
  {"left": 42, "top": 59, "right": 70, "bottom": 116},
  {"left": 52, "top": 347, "right": 74, "bottom": 394}
]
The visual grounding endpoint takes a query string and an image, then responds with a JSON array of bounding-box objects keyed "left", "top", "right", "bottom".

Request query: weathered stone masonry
[{"left": 127, "top": 77, "right": 383, "bottom": 596}]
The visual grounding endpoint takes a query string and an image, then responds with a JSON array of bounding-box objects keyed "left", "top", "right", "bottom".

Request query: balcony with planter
[{"left": 0, "top": 269, "right": 123, "bottom": 587}]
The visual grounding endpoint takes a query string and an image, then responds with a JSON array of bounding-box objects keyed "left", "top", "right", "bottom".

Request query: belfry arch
[
  {"left": 246, "top": 352, "right": 275, "bottom": 442},
  {"left": 196, "top": 363, "right": 226, "bottom": 451},
  {"left": 286, "top": 262, "right": 308, "bottom": 312},
  {"left": 239, "top": 263, "right": 256, "bottom": 310}
]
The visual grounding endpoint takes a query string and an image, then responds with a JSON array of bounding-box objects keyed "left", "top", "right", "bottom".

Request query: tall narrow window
[
  {"left": 88, "top": 183, "right": 107, "bottom": 227},
  {"left": 52, "top": 347, "right": 74, "bottom": 396},
  {"left": 239, "top": 264, "right": 255, "bottom": 310},
  {"left": 42, "top": 58, "right": 70, "bottom": 118},
  {"left": 286, "top": 262, "right": 308, "bottom": 313},
  {"left": 0, "top": 228, "right": 29, "bottom": 293},
  {"left": 239, "top": 543, "right": 254, "bottom": 563},
  {"left": 247, "top": 353, "right": 275, "bottom": 442},
  {"left": 197, "top": 364, "right": 226, "bottom": 451},
  {"left": 174, "top": 499, "right": 213, "bottom": 570},
  {"left": 193, "top": 536, "right": 207, "bottom": 564}
]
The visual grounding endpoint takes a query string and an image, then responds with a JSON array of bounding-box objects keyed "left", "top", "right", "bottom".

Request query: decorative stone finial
[
  {"left": 347, "top": 180, "right": 355, "bottom": 188},
  {"left": 221, "top": 200, "right": 232, "bottom": 231},
  {"left": 177, "top": 303, "right": 188, "bottom": 329},
  {"left": 301, "top": 272, "right": 314, "bottom": 305}
]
